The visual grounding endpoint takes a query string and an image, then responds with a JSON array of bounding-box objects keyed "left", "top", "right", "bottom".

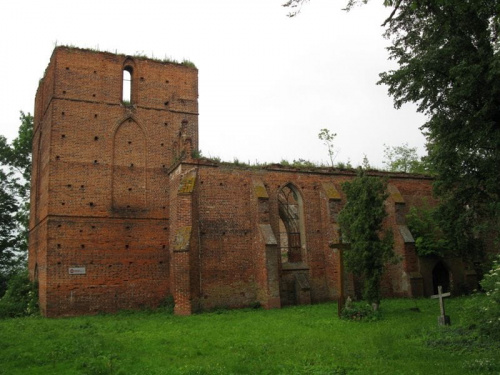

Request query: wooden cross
[
  {"left": 330, "top": 241, "right": 350, "bottom": 317},
  {"left": 431, "top": 285, "right": 451, "bottom": 326}
]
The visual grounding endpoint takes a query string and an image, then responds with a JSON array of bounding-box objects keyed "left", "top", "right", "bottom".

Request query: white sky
[{"left": 0, "top": 0, "right": 427, "bottom": 168}]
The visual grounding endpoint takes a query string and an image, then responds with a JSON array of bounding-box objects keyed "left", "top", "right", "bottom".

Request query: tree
[
  {"left": 318, "top": 128, "right": 337, "bottom": 168},
  {"left": 338, "top": 168, "right": 395, "bottom": 310},
  {"left": 376, "top": 0, "right": 500, "bottom": 260},
  {"left": 0, "top": 112, "right": 33, "bottom": 296},
  {"left": 382, "top": 143, "right": 430, "bottom": 174},
  {"left": 406, "top": 204, "right": 449, "bottom": 258},
  {"left": 286, "top": 0, "right": 500, "bottom": 260}
]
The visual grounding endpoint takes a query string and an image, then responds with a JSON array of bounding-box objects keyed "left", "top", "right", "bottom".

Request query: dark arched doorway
[{"left": 432, "top": 261, "right": 451, "bottom": 294}]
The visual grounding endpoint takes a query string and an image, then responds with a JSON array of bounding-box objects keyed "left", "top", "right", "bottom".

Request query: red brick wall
[
  {"left": 30, "top": 47, "right": 445, "bottom": 317},
  {"left": 185, "top": 163, "right": 436, "bottom": 311},
  {"left": 29, "top": 47, "right": 198, "bottom": 316}
]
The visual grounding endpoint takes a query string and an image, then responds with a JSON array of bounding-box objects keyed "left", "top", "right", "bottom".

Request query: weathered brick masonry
[{"left": 29, "top": 47, "right": 476, "bottom": 317}]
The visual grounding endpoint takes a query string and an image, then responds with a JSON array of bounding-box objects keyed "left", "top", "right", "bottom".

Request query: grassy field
[{"left": 0, "top": 298, "right": 498, "bottom": 375}]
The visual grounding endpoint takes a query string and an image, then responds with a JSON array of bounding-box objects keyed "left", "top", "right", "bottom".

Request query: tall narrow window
[
  {"left": 122, "top": 67, "right": 132, "bottom": 104},
  {"left": 278, "top": 184, "right": 306, "bottom": 264}
]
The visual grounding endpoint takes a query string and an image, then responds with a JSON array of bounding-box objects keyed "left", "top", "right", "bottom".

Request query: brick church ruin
[{"left": 29, "top": 47, "right": 478, "bottom": 317}]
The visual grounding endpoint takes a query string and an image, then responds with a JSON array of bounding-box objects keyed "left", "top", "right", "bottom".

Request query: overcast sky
[{"left": 0, "top": 0, "right": 427, "bottom": 168}]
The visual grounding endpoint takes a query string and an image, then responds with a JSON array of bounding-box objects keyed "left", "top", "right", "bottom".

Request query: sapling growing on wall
[{"left": 318, "top": 128, "right": 337, "bottom": 168}]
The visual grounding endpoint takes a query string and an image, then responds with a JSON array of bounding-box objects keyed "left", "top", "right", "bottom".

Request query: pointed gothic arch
[
  {"left": 278, "top": 183, "right": 307, "bottom": 264},
  {"left": 112, "top": 118, "right": 147, "bottom": 211}
]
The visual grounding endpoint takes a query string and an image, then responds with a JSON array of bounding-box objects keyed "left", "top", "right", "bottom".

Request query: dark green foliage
[
  {"left": 376, "top": 0, "right": 500, "bottom": 259},
  {"left": 287, "top": 0, "right": 500, "bottom": 259},
  {"left": 463, "top": 255, "right": 500, "bottom": 341},
  {"left": 338, "top": 169, "right": 396, "bottom": 307},
  {"left": 157, "top": 295, "right": 175, "bottom": 314},
  {"left": 406, "top": 205, "right": 450, "bottom": 257},
  {"left": 0, "top": 112, "right": 33, "bottom": 296},
  {"left": 0, "top": 270, "right": 38, "bottom": 318},
  {"left": 340, "top": 301, "right": 382, "bottom": 321}
]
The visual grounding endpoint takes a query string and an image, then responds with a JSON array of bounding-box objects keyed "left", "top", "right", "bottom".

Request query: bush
[
  {"left": 157, "top": 294, "right": 175, "bottom": 314},
  {"left": 463, "top": 255, "right": 500, "bottom": 340},
  {"left": 0, "top": 270, "right": 38, "bottom": 318},
  {"left": 340, "top": 300, "right": 381, "bottom": 321}
]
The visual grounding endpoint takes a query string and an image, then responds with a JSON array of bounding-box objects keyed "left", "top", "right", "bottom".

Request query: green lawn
[{"left": 0, "top": 298, "right": 498, "bottom": 374}]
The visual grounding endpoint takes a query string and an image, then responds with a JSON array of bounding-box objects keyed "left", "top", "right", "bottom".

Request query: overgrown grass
[{"left": 0, "top": 298, "right": 498, "bottom": 374}]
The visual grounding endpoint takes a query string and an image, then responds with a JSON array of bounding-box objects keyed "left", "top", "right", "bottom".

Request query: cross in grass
[{"left": 431, "top": 285, "right": 451, "bottom": 326}]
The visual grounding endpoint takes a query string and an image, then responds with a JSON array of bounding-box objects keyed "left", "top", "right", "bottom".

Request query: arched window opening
[
  {"left": 122, "top": 67, "right": 133, "bottom": 104},
  {"left": 432, "top": 261, "right": 451, "bottom": 294},
  {"left": 278, "top": 184, "right": 305, "bottom": 264}
]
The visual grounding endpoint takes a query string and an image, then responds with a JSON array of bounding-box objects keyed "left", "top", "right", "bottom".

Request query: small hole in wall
[
  {"left": 162, "top": 165, "right": 166, "bottom": 168},
  {"left": 57, "top": 224, "right": 61, "bottom": 228},
  {"left": 163, "top": 227, "right": 167, "bottom": 230},
  {"left": 108, "top": 264, "right": 112, "bottom": 268},
  {"left": 94, "top": 70, "right": 97, "bottom": 74},
  {"left": 222, "top": 232, "right": 226, "bottom": 236},
  {"left": 128, "top": 188, "right": 132, "bottom": 191},
  {"left": 125, "top": 245, "right": 129, "bottom": 249},
  {"left": 201, "top": 181, "right": 204, "bottom": 184},
  {"left": 162, "top": 206, "right": 166, "bottom": 209},
  {"left": 159, "top": 261, "right": 163, "bottom": 264},
  {"left": 140, "top": 77, "right": 144, "bottom": 81},
  {"left": 316, "top": 229, "right": 320, "bottom": 233},
  {"left": 80, "top": 185, "right": 85, "bottom": 189},
  {"left": 91, "top": 225, "right": 95, "bottom": 229},
  {"left": 130, "top": 163, "right": 134, "bottom": 167},
  {"left": 125, "top": 226, "right": 130, "bottom": 230},
  {"left": 164, "top": 122, "right": 168, "bottom": 126},
  {"left": 66, "top": 67, "right": 69, "bottom": 70},
  {"left": 94, "top": 114, "right": 98, "bottom": 118},
  {"left": 57, "top": 244, "right": 61, "bottom": 248},
  {"left": 63, "top": 90, "right": 66, "bottom": 94},
  {"left": 62, "top": 112, "right": 65, "bottom": 116},
  {"left": 165, "top": 80, "right": 169, "bottom": 84},
  {"left": 162, "top": 245, "right": 166, "bottom": 249},
  {"left": 57, "top": 261, "right": 61, "bottom": 265},
  {"left": 81, "top": 244, "right": 85, "bottom": 249},
  {"left": 61, "top": 202, "right": 65, "bottom": 206},
  {"left": 67, "top": 184, "right": 72, "bottom": 188},
  {"left": 94, "top": 160, "right": 98, "bottom": 164},
  {"left": 161, "top": 143, "right": 164, "bottom": 146},
  {"left": 61, "top": 134, "right": 65, "bottom": 139},
  {"left": 219, "top": 183, "right": 223, "bottom": 186},
  {"left": 128, "top": 141, "right": 132, "bottom": 145},
  {"left": 89, "top": 202, "right": 94, "bottom": 207},
  {"left": 94, "top": 136, "right": 99, "bottom": 141},
  {"left": 164, "top": 101, "right": 169, "bottom": 106},
  {"left": 92, "top": 94, "right": 96, "bottom": 97},
  {"left": 79, "top": 229, "right": 83, "bottom": 233},
  {"left": 56, "top": 155, "right": 60, "bottom": 160},
  {"left": 127, "top": 205, "right": 130, "bottom": 208}
]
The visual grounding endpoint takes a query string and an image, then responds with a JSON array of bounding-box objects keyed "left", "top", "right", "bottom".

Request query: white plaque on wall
[{"left": 68, "top": 267, "right": 86, "bottom": 275}]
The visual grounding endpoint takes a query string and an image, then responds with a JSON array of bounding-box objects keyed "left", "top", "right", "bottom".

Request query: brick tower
[{"left": 29, "top": 47, "right": 198, "bottom": 316}]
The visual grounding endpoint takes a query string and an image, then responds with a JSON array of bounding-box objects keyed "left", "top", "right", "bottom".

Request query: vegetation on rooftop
[{"left": 57, "top": 44, "right": 197, "bottom": 68}]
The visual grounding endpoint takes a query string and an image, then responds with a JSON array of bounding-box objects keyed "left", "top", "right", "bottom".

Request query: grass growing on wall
[{"left": 0, "top": 298, "right": 498, "bottom": 374}]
